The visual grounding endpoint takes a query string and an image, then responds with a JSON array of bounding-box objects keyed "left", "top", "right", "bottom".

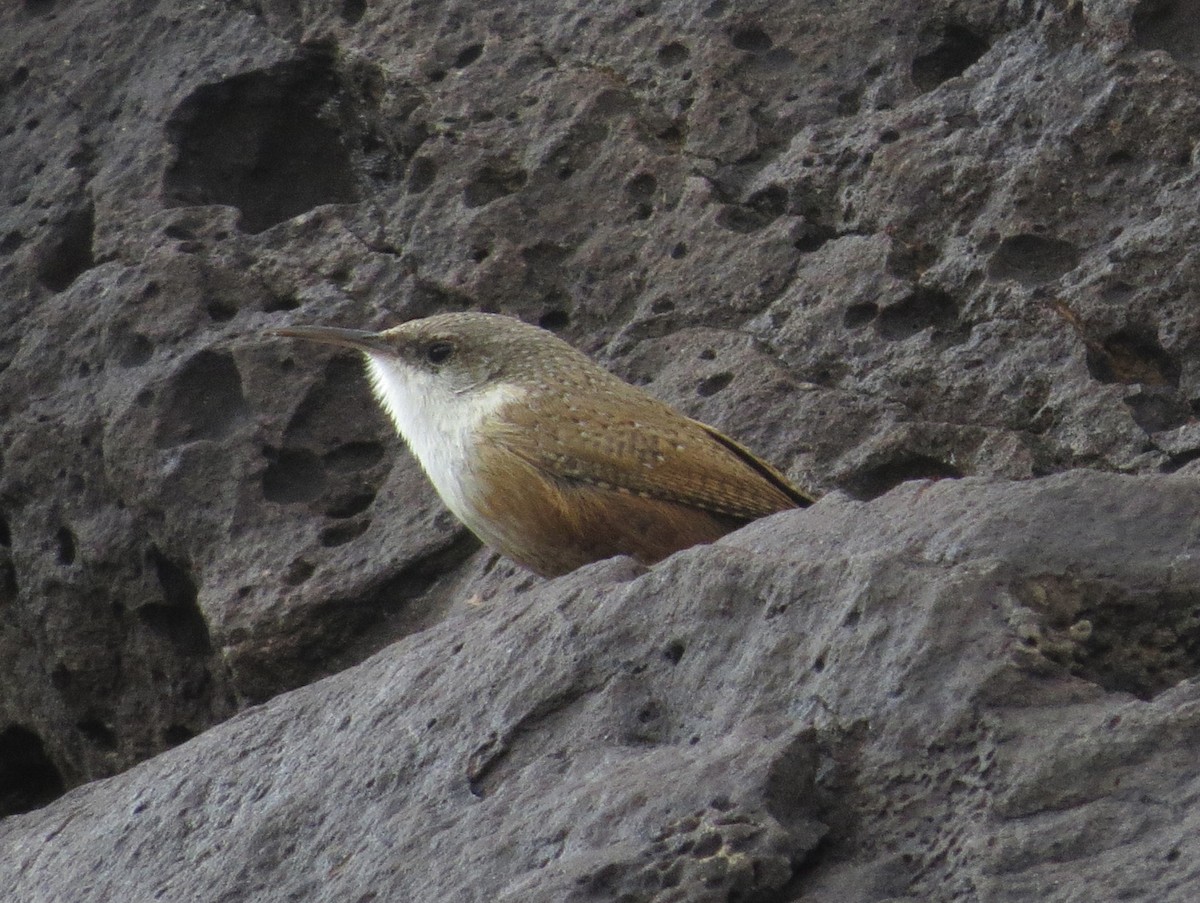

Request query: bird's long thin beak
[{"left": 266, "top": 325, "right": 390, "bottom": 354}]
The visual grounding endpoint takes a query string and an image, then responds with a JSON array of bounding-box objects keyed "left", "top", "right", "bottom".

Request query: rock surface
[
  {"left": 3, "top": 0, "right": 1200, "bottom": 899},
  {"left": 3, "top": 472, "right": 1199, "bottom": 902}
]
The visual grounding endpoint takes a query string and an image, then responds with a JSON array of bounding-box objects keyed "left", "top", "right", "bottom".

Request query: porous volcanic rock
[
  {"left": 3, "top": 0, "right": 1200, "bottom": 898},
  {"left": 2, "top": 472, "right": 1198, "bottom": 902}
]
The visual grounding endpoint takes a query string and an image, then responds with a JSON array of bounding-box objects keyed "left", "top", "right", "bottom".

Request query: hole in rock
[
  {"left": 408, "top": 157, "right": 437, "bottom": 194},
  {"left": 164, "top": 55, "right": 360, "bottom": 233},
  {"left": 714, "top": 184, "right": 787, "bottom": 234},
  {"left": 1, "top": 230, "right": 24, "bottom": 253},
  {"left": 912, "top": 23, "right": 989, "bottom": 91},
  {"left": 885, "top": 238, "right": 938, "bottom": 279},
  {"left": 284, "top": 558, "right": 315, "bottom": 586},
  {"left": 164, "top": 724, "right": 195, "bottom": 746},
  {"left": 116, "top": 333, "right": 153, "bottom": 367},
  {"left": 843, "top": 302, "right": 878, "bottom": 329},
  {"left": 76, "top": 719, "right": 117, "bottom": 750},
  {"left": 323, "top": 441, "right": 385, "bottom": 472},
  {"left": 657, "top": 42, "right": 690, "bottom": 66},
  {"left": 0, "top": 725, "right": 64, "bottom": 816},
  {"left": 283, "top": 355, "right": 392, "bottom": 453},
  {"left": 55, "top": 527, "right": 76, "bottom": 565},
  {"left": 320, "top": 520, "right": 369, "bottom": 547},
  {"left": 325, "top": 492, "right": 375, "bottom": 519},
  {"left": 986, "top": 233, "right": 1081, "bottom": 285},
  {"left": 36, "top": 205, "right": 94, "bottom": 292},
  {"left": 793, "top": 222, "right": 835, "bottom": 253},
  {"left": 263, "top": 294, "right": 300, "bottom": 313},
  {"left": 1021, "top": 578, "right": 1200, "bottom": 700},
  {"left": 1123, "top": 388, "right": 1189, "bottom": 433},
  {"left": 141, "top": 547, "right": 212, "bottom": 655},
  {"left": 625, "top": 172, "right": 657, "bottom": 200},
  {"left": 263, "top": 449, "right": 328, "bottom": 503},
  {"left": 206, "top": 299, "right": 237, "bottom": 322},
  {"left": 1085, "top": 328, "right": 1179, "bottom": 388},
  {"left": 846, "top": 454, "right": 963, "bottom": 501},
  {"left": 837, "top": 88, "right": 862, "bottom": 116},
  {"left": 696, "top": 372, "right": 734, "bottom": 397},
  {"left": 762, "top": 732, "right": 821, "bottom": 833},
  {"left": 876, "top": 287, "right": 959, "bottom": 340},
  {"left": 1133, "top": 0, "right": 1200, "bottom": 72},
  {"left": 340, "top": 0, "right": 366, "bottom": 24},
  {"left": 463, "top": 164, "right": 527, "bottom": 208},
  {"left": 154, "top": 351, "right": 251, "bottom": 447},
  {"left": 453, "top": 44, "right": 484, "bottom": 68},
  {"left": 730, "top": 26, "right": 773, "bottom": 52},
  {"left": 23, "top": 0, "right": 56, "bottom": 16}
]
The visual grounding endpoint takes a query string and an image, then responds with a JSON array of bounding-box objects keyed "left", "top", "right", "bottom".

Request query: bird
[{"left": 269, "top": 312, "right": 814, "bottom": 577}]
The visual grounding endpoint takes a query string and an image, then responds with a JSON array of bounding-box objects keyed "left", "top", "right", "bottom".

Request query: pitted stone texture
[
  {"left": 1, "top": 473, "right": 1198, "bottom": 902},
  {"left": 4, "top": 0, "right": 1200, "bottom": 831}
]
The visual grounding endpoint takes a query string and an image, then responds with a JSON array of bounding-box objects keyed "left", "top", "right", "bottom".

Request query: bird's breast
[{"left": 363, "top": 353, "right": 525, "bottom": 528}]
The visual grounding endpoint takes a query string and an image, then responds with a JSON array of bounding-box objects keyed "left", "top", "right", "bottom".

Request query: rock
[
  {"left": 4, "top": 0, "right": 1200, "bottom": 897},
  {"left": 1, "top": 472, "right": 1198, "bottom": 902}
]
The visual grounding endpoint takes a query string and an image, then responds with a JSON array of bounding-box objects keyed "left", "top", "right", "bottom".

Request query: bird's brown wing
[
  {"left": 490, "top": 381, "right": 815, "bottom": 520},
  {"left": 467, "top": 439, "right": 752, "bottom": 575}
]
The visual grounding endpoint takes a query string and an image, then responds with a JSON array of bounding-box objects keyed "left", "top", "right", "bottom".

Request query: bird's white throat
[{"left": 363, "top": 353, "right": 522, "bottom": 523}]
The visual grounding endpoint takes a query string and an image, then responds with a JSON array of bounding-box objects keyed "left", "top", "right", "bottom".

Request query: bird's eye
[{"left": 426, "top": 341, "right": 454, "bottom": 364}]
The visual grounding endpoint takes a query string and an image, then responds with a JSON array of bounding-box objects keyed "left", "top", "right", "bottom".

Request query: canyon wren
[{"left": 270, "top": 312, "right": 814, "bottom": 577}]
